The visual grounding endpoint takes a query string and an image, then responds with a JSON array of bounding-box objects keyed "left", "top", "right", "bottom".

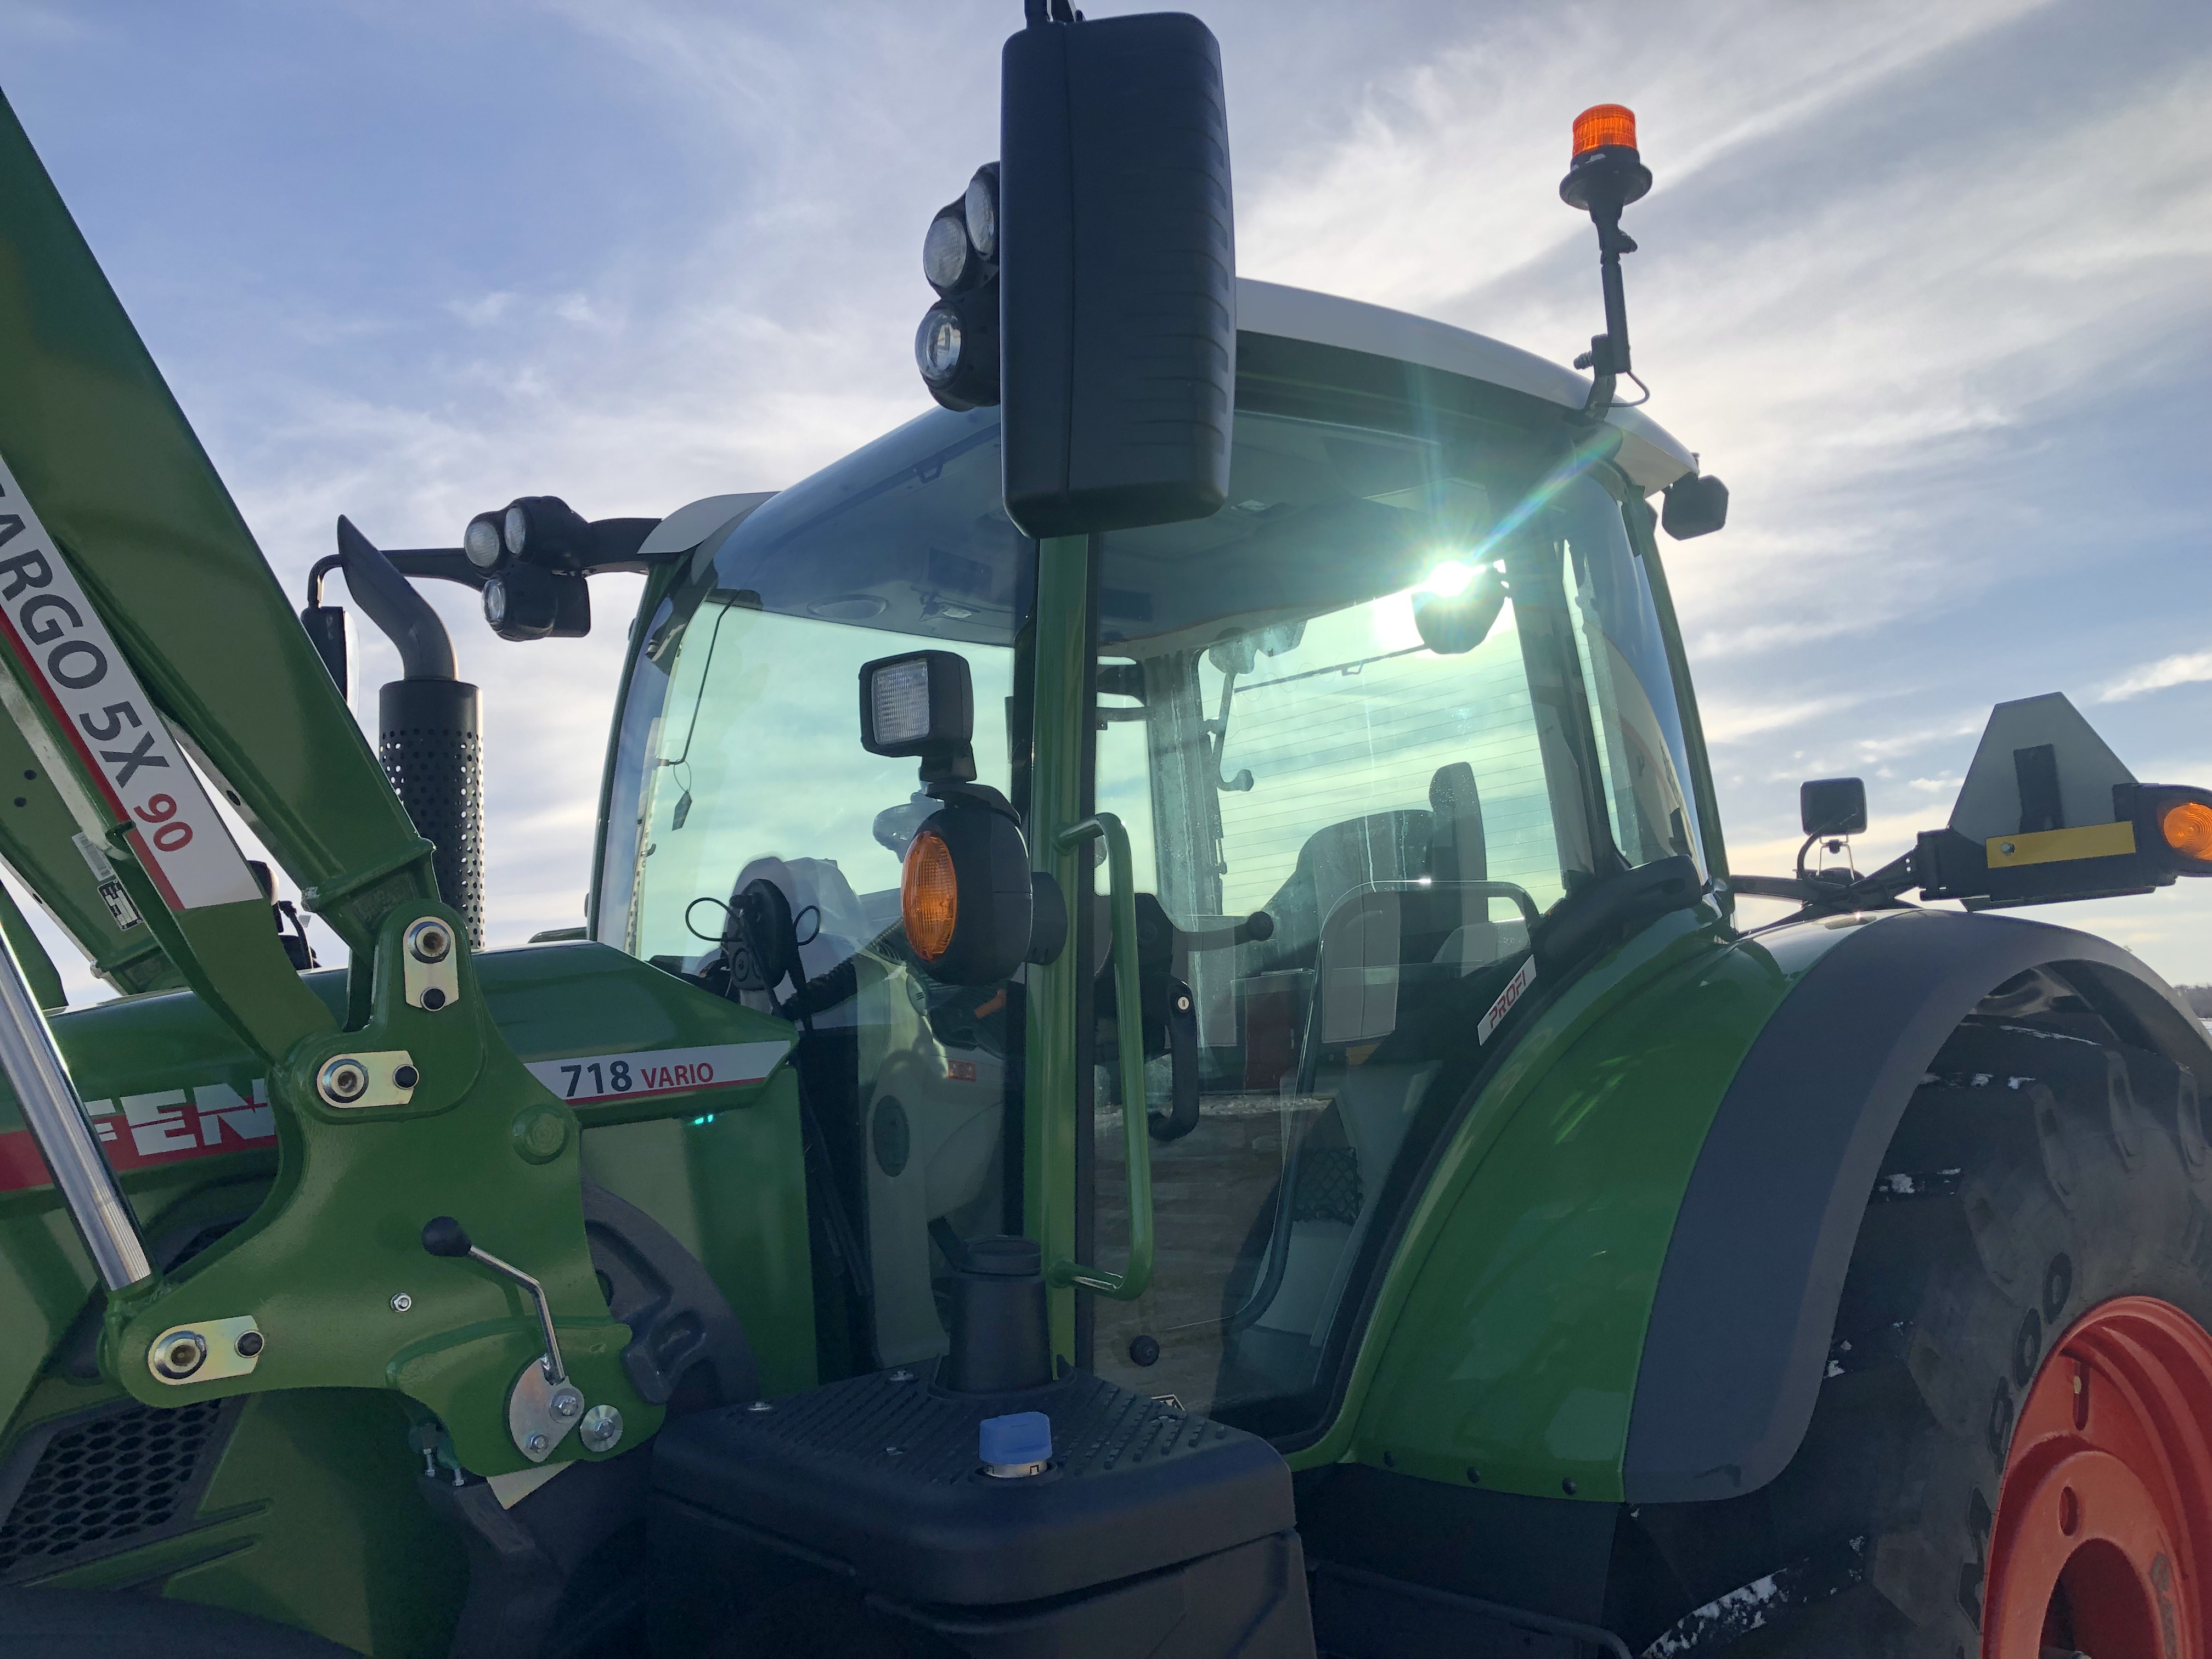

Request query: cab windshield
[{"left": 598, "top": 338, "right": 1704, "bottom": 1429}]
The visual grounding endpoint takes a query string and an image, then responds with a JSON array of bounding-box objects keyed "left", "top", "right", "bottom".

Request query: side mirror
[
  {"left": 901, "top": 794, "right": 1037, "bottom": 985},
  {"left": 860, "top": 650, "right": 975, "bottom": 784},
  {"left": 1799, "top": 777, "right": 1867, "bottom": 837},
  {"left": 1412, "top": 567, "right": 1508, "bottom": 656},
  {"left": 1662, "top": 473, "right": 1729, "bottom": 540},
  {"left": 998, "top": 10, "right": 1235, "bottom": 538}
]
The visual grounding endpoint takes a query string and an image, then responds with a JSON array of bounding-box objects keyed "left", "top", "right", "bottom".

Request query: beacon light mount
[{"left": 1559, "top": 103, "right": 1652, "bottom": 423}]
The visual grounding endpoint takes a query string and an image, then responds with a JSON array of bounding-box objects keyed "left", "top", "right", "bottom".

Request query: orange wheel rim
[{"left": 1985, "top": 1295, "right": 2212, "bottom": 1657}]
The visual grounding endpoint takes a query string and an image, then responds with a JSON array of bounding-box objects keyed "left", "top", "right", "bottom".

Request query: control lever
[
  {"left": 422, "top": 1216, "right": 567, "bottom": 1384},
  {"left": 1149, "top": 977, "right": 1201, "bottom": 1143},
  {"left": 422, "top": 1216, "right": 608, "bottom": 1464},
  {"left": 1176, "top": 910, "right": 1274, "bottom": 953}
]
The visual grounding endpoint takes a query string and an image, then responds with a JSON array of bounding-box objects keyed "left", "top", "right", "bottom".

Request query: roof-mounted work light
[
  {"left": 500, "top": 495, "right": 595, "bottom": 569},
  {"left": 484, "top": 562, "right": 590, "bottom": 642},
  {"left": 917, "top": 164, "right": 1003, "bottom": 411},
  {"left": 463, "top": 511, "right": 507, "bottom": 572},
  {"left": 916, "top": 287, "right": 1002, "bottom": 412}
]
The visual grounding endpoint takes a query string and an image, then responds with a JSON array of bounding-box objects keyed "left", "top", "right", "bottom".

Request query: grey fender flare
[{"left": 1621, "top": 906, "right": 2211, "bottom": 1504}]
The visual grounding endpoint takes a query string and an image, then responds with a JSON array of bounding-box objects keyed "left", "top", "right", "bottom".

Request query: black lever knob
[
  {"left": 417, "top": 1216, "right": 568, "bottom": 1384},
  {"left": 421, "top": 1216, "right": 473, "bottom": 1259}
]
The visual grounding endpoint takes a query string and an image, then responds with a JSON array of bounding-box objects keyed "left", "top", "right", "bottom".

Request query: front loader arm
[
  {"left": 0, "top": 699, "right": 183, "bottom": 997},
  {"left": 0, "top": 93, "right": 431, "bottom": 961},
  {"left": 0, "top": 89, "right": 657, "bottom": 1477}
]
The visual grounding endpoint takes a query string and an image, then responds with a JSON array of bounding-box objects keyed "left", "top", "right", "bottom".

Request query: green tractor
[{"left": 1, "top": 12, "right": 2207, "bottom": 1659}]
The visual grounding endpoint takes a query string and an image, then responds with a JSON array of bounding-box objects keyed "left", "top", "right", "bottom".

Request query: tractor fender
[{"left": 1622, "top": 905, "right": 2212, "bottom": 1504}]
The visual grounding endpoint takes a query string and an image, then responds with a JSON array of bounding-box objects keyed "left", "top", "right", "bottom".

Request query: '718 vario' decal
[
  {"left": 525, "top": 1042, "right": 789, "bottom": 1107},
  {"left": 0, "top": 453, "right": 259, "bottom": 912}
]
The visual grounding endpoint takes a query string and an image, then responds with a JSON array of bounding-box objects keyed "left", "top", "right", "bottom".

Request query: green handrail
[{"left": 1047, "top": 812, "right": 1154, "bottom": 1300}]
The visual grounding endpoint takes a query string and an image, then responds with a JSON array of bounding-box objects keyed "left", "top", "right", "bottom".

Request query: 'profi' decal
[
  {"left": 1477, "top": 957, "right": 1537, "bottom": 1045},
  {"left": 0, "top": 1078, "right": 276, "bottom": 1194}
]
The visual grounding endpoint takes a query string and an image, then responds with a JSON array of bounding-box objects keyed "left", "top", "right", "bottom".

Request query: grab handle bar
[{"left": 1047, "top": 812, "right": 1153, "bottom": 1301}]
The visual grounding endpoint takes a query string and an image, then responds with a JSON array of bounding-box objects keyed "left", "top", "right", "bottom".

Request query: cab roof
[
  {"left": 1236, "top": 278, "right": 1697, "bottom": 494},
  {"left": 641, "top": 280, "right": 1703, "bottom": 562}
]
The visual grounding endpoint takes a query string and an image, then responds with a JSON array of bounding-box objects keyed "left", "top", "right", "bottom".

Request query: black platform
[{"left": 649, "top": 1362, "right": 1314, "bottom": 1658}]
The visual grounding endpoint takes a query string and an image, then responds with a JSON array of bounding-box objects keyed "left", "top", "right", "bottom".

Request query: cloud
[
  {"left": 1699, "top": 695, "right": 1863, "bottom": 746},
  {"left": 7, "top": 0, "right": 2209, "bottom": 997},
  {"left": 2097, "top": 650, "right": 2212, "bottom": 703}
]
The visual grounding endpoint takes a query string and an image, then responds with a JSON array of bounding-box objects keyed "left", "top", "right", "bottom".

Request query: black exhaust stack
[{"left": 312, "top": 518, "right": 485, "bottom": 946}]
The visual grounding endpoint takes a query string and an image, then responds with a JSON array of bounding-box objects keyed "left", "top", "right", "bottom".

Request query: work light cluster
[{"left": 915, "top": 163, "right": 1002, "bottom": 411}]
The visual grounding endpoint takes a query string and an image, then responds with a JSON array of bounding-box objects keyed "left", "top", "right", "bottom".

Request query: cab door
[{"left": 1035, "top": 382, "right": 1712, "bottom": 1440}]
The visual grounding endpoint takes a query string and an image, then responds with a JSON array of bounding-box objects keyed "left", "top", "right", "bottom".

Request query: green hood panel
[
  {"left": 0, "top": 942, "right": 792, "bottom": 1179},
  {"left": 0, "top": 943, "right": 806, "bottom": 1440},
  {"left": 1311, "top": 909, "right": 1892, "bottom": 1500}
]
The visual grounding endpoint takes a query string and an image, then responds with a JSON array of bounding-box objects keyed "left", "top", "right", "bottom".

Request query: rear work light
[
  {"left": 2159, "top": 797, "right": 2212, "bottom": 864},
  {"left": 2115, "top": 782, "right": 2212, "bottom": 878}
]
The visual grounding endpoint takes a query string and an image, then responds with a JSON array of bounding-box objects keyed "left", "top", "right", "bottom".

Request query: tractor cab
[
  {"left": 5, "top": 16, "right": 2211, "bottom": 1649},
  {"left": 594, "top": 279, "right": 1718, "bottom": 1429}
]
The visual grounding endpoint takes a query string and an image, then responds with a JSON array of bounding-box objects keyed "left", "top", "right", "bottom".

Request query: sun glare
[{"left": 1419, "top": 558, "right": 1477, "bottom": 597}]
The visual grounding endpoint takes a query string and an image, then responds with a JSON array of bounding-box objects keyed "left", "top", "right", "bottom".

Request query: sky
[{"left": 0, "top": 0, "right": 2206, "bottom": 1002}]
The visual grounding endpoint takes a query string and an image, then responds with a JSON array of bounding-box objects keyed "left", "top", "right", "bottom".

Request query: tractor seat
[
  {"left": 1243, "top": 761, "right": 1497, "bottom": 979},
  {"left": 1244, "top": 808, "right": 1431, "bottom": 978}
]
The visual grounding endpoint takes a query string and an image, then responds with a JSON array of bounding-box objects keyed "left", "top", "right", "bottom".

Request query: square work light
[{"left": 859, "top": 650, "right": 976, "bottom": 782}]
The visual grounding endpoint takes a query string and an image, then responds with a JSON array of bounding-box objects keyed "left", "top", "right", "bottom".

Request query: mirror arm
[{"left": 1207, "top": 665, "right": 1252, "bottom": 793}]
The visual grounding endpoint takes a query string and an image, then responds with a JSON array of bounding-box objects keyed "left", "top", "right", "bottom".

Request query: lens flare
[
  {"left": 1420, "top": 560, "right": 1476, "bottom": 597},
  {"left": 1464, "top": 442, "right": 1612, "bottom": 567}
]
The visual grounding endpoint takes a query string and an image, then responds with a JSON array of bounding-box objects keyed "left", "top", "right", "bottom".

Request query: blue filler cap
[{"left": 978, "top": 1411, "right": 1052, "bottom": 1472}]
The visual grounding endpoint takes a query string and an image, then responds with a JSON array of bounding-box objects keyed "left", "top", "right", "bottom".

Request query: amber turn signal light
[
  {"left": 2162, "top": 799, "right": 2212, "bottom": 864},
  {"left": 902, "top": 828, "right": 959, "bottom": 961},
  {"left": 1571, "top": 104, "right": 1638, "bottom": 157}
]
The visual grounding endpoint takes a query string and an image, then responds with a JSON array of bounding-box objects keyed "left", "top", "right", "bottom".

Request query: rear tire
[{"left": 1629, "top": 1002, "right": 2212, "bottom": 1657}]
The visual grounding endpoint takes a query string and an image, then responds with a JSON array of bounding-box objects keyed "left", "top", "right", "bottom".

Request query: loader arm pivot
[{"left": 0, "top": 91, "right": 657, "bottom": 1478}]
